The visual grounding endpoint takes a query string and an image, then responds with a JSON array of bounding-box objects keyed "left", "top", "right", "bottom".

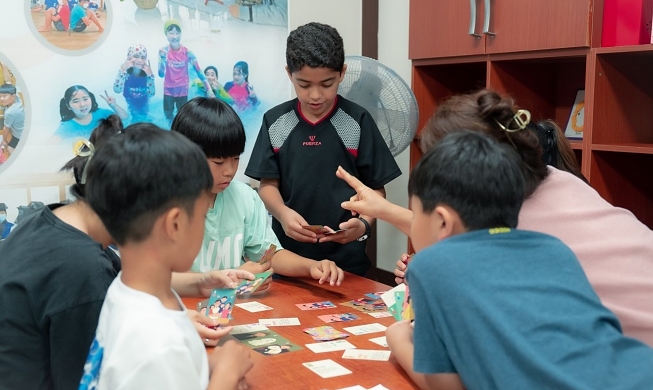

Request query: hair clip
[
  {"left": 494, "top": 109, "right": 531, "bottom": 133},
  {"left": 72, "top": 138, "right": 95, "bottom": 184}
]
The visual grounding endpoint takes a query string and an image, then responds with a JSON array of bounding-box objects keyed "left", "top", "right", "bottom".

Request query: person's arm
[
  {"left": 113, "top": 69, "right": 128, "bottom": 94},
  {"left": 337, "top": 166, "right": 413, "bottom": 236},
  {"left": 208, "top": 340, "right": 253, "bottom": 390},
  {"left": 171, "top": 269, "right": 254, "bottom": 298},
  {"left": 189, "top": 51, "right": 214, "bottom": 98},
  {"left": 387, "top": 321, "right": 465, "bottom": 390},
  {"left": 270, "top": 249, "right": 344, "bottom": 286},
  {"left": 258, "top": 178, "right": 317, "bottom": 243},
  {"left": 158, "top": 47, "right": 167, "bottom": 78}
]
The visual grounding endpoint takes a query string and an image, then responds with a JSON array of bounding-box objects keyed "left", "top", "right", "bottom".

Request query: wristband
[{"left": 357, "top": 217, "right": 371, "bottom": 242}]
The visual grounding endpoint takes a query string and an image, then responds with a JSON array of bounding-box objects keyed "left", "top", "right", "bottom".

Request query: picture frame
[{"left": 565, "top": 90, "right": 585, "bottom": 139}]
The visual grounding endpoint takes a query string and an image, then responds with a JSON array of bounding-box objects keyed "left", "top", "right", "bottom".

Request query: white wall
[{"left": 289, "top": 0, "right": 411, "bottom": 273}]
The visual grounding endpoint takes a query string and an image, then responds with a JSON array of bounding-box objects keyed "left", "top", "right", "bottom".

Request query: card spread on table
[
  {"left": 305, "top": 339, "right": 356, "bottom": 353},
  {"left": 230, "top": 323, "right": 269, "bottom": 334},
  {"left": 337, "top": 386, "right": 367, "bottom": 390},
  {"left": 235, "top": 301, "right": 273, "bottom": 312},
  {"left": 302, "top": 359, "right": 352, "bottom": 379},
  {"left": 303, "top": 325, "right": 350, "bottom": 341},
  {"left": 296, "top": 301, "right": 337, "bottom": 310},
  {"left": 342, "top": 349, "right": 391, "bottom": 361},
  {"left": 367, "top": 311, "right": 392, "bottom": 318},
  {"left": 206, "top": 288, "right": 236, "bottom": 324},
  {"left": 236, "top": 270, "right": 273, "bottom": 295},
  {"left": 369, "top": 336, "right": 388, "bottom": 348},
  {"left": 317, "top": 313, "right": 360, "bottom": 323},
  {"left": 340, "top": 297, "right": 387, "bottom": 313},
  {"left": 342, "top": 323, "right": 387, "bottom": 335},
  {"left": 258, "top": 317, "right": 301, "bottom": 326},
  {"left": 232, "top": 329, "right": 303, "bottom": 356}
]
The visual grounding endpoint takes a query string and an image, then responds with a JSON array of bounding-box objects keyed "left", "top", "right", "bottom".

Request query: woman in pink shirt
[{"left": 338, "top": 89, "right": 653, "bottom": 346}]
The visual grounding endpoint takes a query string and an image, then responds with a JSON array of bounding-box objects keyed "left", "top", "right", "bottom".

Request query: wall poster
[{"left": 0, "top": 0, "right": 289, "bottom": 237}]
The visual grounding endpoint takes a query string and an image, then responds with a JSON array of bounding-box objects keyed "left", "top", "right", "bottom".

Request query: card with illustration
[
  {"left": 303, "top": 325, "right": 350, "bottom": 341},
  {"left": 340, "top": 297, "right": 387, "bottom": 313},
  {"left": 302, "top": 224, "right": 329, "bottom": 234},
  {"left": 232, "top": 329, "right": 303, "bottom": 356},
  {"left": 206, "top": 288, "right": 236, "bottom": 324},
  {"left": 296, "top": 301, "right": 337, "bottom": 310},
  {"left": 258, "top": 244, "right": 277, "bottom": 265},
  {"left": 236, "top": 270, "right": 273, "bottom": 295},
  {"left": 401, "top": 284, "right": 414, "bottom": 321},
  {"left": 364, "top": 292, "right": 387, "bottom": 300},
  {"left": 317, "top": 313, "right": 360, "bottom": 323}
]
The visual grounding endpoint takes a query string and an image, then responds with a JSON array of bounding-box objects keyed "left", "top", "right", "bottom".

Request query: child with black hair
[
  {"left": 78, "top": 123, "right": 252, "bottom": 389},
  {"left": 172, "top": 97, "right": 344, "bottom": 287},
  {"left": 386, "top": 131, "right": 653, "bottom": 390},
  {"left": 113, "top": 44, "right": 155, "bottom": 123},
  {"left": 158, "top": 19, "right": 213, "bottom": 124},
  {"left": 245, "top": 22, "right": 400, "bottom": 276},
  {"left": 194, "top": 66, "right": 233, "bottom": 104},
  {"left": 224, "top": 61, "right": 258, "bottom": 111}
]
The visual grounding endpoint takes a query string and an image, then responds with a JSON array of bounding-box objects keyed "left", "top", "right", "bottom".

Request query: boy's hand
[
  {"left": 394, "top": 253, "right": 411, "bottom": 285},
  {"left": 238, "top": 262, "right": 273, "bottom": 292},
  {"left": 187, "top": 310, "right": 232, "bottom": 347},
  {"left": 309, "top": 260, "right": 344, "bottom": 286},
  {"left": 386, "top": 320, "right": 413, "bottom": 350},
  {"left": 209, "top": 340, "right": 253, "bottom": 388},
  {"left": 317, "top": 217, "right": 365, "bottom": 245},
  {"left": 278, "top": 208, "right": 322, "bottom": 243},
  {"left": 197, "top": 269, "right": 255, "bottom": 297},
  {"left": 337, "top": 166, "right": 387, "bottom": 218}
]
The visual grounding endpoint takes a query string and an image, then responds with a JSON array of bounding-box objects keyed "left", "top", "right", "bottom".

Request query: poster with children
[{"left": 0, "top": 0, "right": 288, "bottom": 233}]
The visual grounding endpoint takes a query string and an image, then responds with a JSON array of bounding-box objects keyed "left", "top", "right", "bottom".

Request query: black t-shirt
[
  {"left": 0, "top": 204, "right": 120, "bottom": 390},
  {"left": 246, "top": 96, "right": 401, "bottom": 275}
]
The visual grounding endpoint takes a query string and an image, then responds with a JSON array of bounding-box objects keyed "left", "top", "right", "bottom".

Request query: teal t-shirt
[
  {"left": 191, "top": 181, "right": 281, "bottom": 271},
  {"left": 69, "top": 4, "right": 86, "bottom": 28},
  {"left": 408, "top": 229, "right": 653, "bottom": 389}
]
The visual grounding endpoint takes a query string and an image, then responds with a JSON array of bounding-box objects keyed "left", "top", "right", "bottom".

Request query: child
[
  {"left": 53, "top": 85, "right": 128, "bottom": 141},
  {"left": 158, "top": 19, "right": 214, "bottom": 124},
  {"left": 69, "top": 0, "right": 103, "bottom": 33},
  {"left": 39, "top": 0, "right": 71, "bottom": 32},
  {"left": 171, "top": 97, "right": 344, "bottom": 286},
  {"left": 386, "top": 130, "right": 653, "bottom": 390},
  {"left": 0, "top": 84, "right": 24, "bottom": 157},
  {"left": 224, "top": 61, "right": 258, "bottom": 111},
  {"left": 245, "top": 22, "right": 401, "bottom": 276},
  {"left": 113, "top": 44, "right": 155, "bottom": 122},
  {"left": 78, "top": 124, "right": 253, "bottom": 389},
  {"left": 0, "top": 203, "right": 14, "bottom": 240},
  {"left": 194, "top": 66, "right": 233, "bottom": 104}
]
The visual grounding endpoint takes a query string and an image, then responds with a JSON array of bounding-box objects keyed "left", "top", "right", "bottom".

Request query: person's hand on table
[
  {"left": 238, "top": 260, "right": 273, "bottom": 292},
  {"left": 209, "top": 339, "right": 253, "bottom": 390},
  {"left": 188, "top": 310, "right": 233, "bottom": 347},
  {"left": 197, "top": 269, "right": 255, "bottom": 297},
  {"left": 309, "top": 260, "right": 344, "bottom": 286}
]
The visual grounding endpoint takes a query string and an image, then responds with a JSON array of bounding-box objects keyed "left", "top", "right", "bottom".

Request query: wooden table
[{"left": 183, "top": 273, "right": 417, "bottom": 390}]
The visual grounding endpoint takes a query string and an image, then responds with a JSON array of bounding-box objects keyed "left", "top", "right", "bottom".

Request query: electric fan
[{"left": 338, "top": 56, "right": 419, "bottom": 157}]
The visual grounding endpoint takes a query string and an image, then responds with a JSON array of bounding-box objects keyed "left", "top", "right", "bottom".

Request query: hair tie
[
  {"left": 494, "top": 109, "right": 531, "bottom": 133},
  {"left": 72, "top": 138, "right": 95, "bottom": 184}
]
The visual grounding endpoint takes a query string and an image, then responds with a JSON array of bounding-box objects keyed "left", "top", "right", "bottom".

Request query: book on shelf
[{"left": 564, "top": 90, "right": 585, "bottom": 140}]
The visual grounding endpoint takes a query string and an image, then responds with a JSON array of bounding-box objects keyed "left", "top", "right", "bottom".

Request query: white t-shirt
[{"left": 79, "top": 274, "right": 209, "bottom": 390}]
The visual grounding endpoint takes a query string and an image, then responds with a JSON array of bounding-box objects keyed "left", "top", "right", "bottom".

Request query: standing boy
[
  {"left": 78, "top": 125, "right": 252, "bottom": 389},
  {"left": 0, "top": 84, "right": 24, "bottom": 157},
  {"left": 386, "top": 131, "right": 653, "bottom": 389},
  {"left": 245, "top": 22, "right": 401, "bottom": 276},
  {"left": 171, "top": 97, "right": 344, "bottom": 290},
  {"left": 158, "top": 19, "right": 213, "bottom": 124}
]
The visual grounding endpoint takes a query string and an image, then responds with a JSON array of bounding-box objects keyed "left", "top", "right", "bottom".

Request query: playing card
[
  {"left": 296, "top": 301, "right": 336, "bottom": 310},
  {"left": 303, "top": 325, "right": 350, "bottom": 341},
  {"left": 236, "top": 270, "right": 273, "bottom": 295},
  {"left": 317, "top": 313, "right": 360, "bottom": 323},
  {"left": 302, "top": 359, "right": 352, "bottom": 378}
]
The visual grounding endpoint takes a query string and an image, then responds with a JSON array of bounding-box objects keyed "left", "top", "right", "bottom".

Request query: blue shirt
[
  {"left": 54, "top": 108, "right": 114, "bottom": 141},
  {"left": 408, "top": 229, "right": 653, "bottom": 390}
]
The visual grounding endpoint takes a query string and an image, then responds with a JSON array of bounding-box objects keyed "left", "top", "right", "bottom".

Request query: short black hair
[
  {"left": 0, "top": 84, "right": 16, "bottom": 95},
  {"left": 171, "top": 97, "right": 245, "bottom": 159},
  {"left": 85, "top": 123, "right": 213, "bottom": 245},
  {"left": 408, "top": 131, "right": 525, "bottom": 230},
  {"left": 286, "top": 22, "right": 344, "bottom": 73}
]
